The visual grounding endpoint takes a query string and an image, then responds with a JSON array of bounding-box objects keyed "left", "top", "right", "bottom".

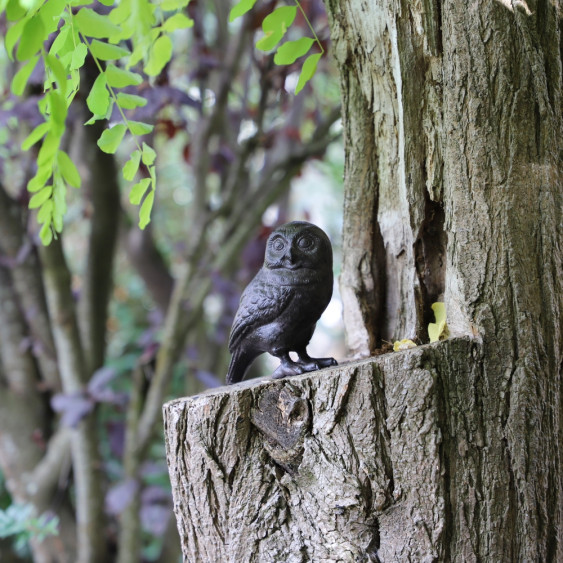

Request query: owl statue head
[{"left": 264, "top": 221, "right": 333, "bottom": 273}]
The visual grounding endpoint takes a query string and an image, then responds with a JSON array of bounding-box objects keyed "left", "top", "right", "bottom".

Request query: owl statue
[{"left": 226, "top": 221, "right": 337, "bottom": 384}]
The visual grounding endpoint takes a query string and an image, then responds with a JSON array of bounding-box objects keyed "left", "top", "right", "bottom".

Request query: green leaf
[
  {"left": 116, "top": 92, "right": 147, "bottom": 109},
  {"left": 37, "top": 199, "right": 54, "bottom": 223},
  {"left": 263, "top": 5, "right": 296, "bottom": 32},
  {"left": 29, "top": 185, "right": 53, "bottom": 209},
  {"left": 256, "top": 29, "right": 284, "bottom": 52},
  {"left": 39, "top": 0, "right": 66, "bottom": 34},
  {"left": 428, "top": 302, "right": 447, "bottom": 343},
  {"left": 37, "top": 132, "right": 60, "bottom": 165},
  {"left": 274, "top": 37, "right": 314, "bottom": 65},
  {"left": 74, "top": 8, "right": 121, "bottom": 38},
  {"left": 123, "top": 150, "right": 141, "bottom": 181},
  {"left": 5, "top": 19, "right": 26, "bottom": 60},
  {"left": 11, "top": 55, "right": 39, "bottom": 96},
  {"left": 129, "top": 178, "right": 151, "bottom": 205},
  {"left": 89, "top": 40, "right": 130, "bottom": 61},
  {"left": 105, "top": 64, "right": 142, "bottom": 88},
  {"left": 52, "top": 211, "right": 63, "bottom": 232},
  {"left": 97, "top": 124, "right": 127, "bottom": 154},
  {"left": 45, "top": 53, "right": 68, "bottom": 95},
  {"left": 160, "top": 0, "right": 190, "bottom": 10},
  {"left": 128, "top": 121, "right": 154, "bottom": 135},
  {"left": 6, "top": 0, "right": 26, "bottom": 21},
  {"left": 162, "top": 13, "right": 193, "bottom": 32},
  {"left": 256, "top": 6, "right": 296, "bottom": 51},
  {"left": 57, "top": 150, "right": 81, "bottom": 187},
  {"left": 141, "top": 142, "right": 156, "bottom": 165},
  {"left": 84, "top": 100, "right": 114, "bottom": 125},
  {"left": 49, "top": 24, "right": 71, "bottom": 56},
  {"left": 51, "top": 179, "right": 67, "bottom": 226},
  {"left": 19, "top": 0, "right": 42, "bottom": 11},
  {"left": 138, "top": 188, "right": 154, "bottom": 229},
  {"left": 27, "top": 164, "right": 52, "bottom": 192},
  {"left": 70, "top": 43, "right": 88, "bottom": 70},
  {"left": 22, "top": 121, "right": 50, "bottom": 150},
  {"left": 86, "top": 72, "right": 110, "bottom": 116},
  {"left": 229, "top": 0, "right": 257, "bottom": 22},
  {"left": 97, "top": 0, "right": 114, "bottom": 6},
  {"left": 39, "top": 222, "right": 53, "bottom": 245},
  {"left": 144, "top": 35, "right": 172, "bottom": 76},
  {"left": 16, "top": 15, "right": 47, "bottom": 61},
  {"left": 48, "top": 90, "right": 67, "bottom": 126},
  {"left": 295, "top": 53, "right": 321, "bottom": 94}
]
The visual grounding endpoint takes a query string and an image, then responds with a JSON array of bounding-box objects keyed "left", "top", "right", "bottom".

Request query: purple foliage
[
  {"left": 105, "top": 478, "right": 139, "bottom": 515},
  {"left": 140, "top": 503, "right": 170, "bottom": 537},
  {"left": 51, "top": 393, "right": 94, "bottom": 428},
  {"left": 51, "top": 366, "right": 128, "bottom": 427}
]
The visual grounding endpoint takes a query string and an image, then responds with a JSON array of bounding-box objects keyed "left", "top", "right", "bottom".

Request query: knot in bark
[{"left": 251, "top": 383, "right": 310, "bottom": 473}]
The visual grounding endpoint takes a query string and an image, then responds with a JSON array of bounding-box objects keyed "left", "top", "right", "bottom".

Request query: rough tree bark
[{"left": 164, "top": 0, "right": 562, "bottom": 560}]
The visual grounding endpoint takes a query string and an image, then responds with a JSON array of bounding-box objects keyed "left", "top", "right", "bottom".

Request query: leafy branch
[
  {"left": 230, "top": 0, "right": 325, "bottom": 93},
  {"left": 3, "top": 0, "right": 324, "bottom": 244},
  {"left": 3, "top": 0, "right": 193, "bottom": 243}
]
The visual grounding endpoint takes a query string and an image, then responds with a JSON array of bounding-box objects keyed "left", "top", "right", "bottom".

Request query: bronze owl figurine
[{"left": 226, "top": 221, "right": 337, "bottom": 384}]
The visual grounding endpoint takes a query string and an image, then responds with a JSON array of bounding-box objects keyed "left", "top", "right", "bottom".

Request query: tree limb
[
  {"left": 39, "top": 239, "right": 106, "bottom": 563},
  {"left": 76, "top": 102, "right": 121, "bottom": 374},
  {"left": 120, "top": 213, "right": 174, "bottom": 313}
]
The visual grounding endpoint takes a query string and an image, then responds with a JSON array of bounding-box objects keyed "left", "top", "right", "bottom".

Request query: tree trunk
[
  {"left": 164, "top": 0, "right": 562, "bottom": 560},
  {"left": 325, "top": 0, "right": 562, "bottom": 559},
  {"left": 164, "top": 338, "right": 471, "bottom": 561}
]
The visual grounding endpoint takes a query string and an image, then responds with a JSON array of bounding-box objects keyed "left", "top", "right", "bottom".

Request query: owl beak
[{"left": 282, "top": 249, "right": 300, "bottom": 269}]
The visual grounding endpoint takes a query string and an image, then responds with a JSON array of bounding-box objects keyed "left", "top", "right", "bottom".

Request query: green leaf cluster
[
  {"left": 0, "top": 503, "right": 59, "bottom": 552},
  {"left": 3, "top": 0, "right": 196, "bottom": 240},
  {"left": 229, "top": 0, "right": 324, "bottom": 94},
  {"left": 6, "top": 0, "right": 89, "bottom": 244}
]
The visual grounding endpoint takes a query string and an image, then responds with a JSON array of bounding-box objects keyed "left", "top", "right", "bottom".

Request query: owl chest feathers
[{"left": 234, "top": 266, "right": 333, "bottom": 354}]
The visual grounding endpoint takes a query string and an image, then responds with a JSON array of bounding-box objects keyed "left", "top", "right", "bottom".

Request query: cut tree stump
[{"left": 164, "top": 337, "right": 481, "bottom": 561}]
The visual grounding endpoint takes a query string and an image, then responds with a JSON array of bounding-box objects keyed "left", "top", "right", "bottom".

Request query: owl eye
[
  {"left": 297, "top": 235, "right": 315, "bottom": 250},
  {"left": 272, "top": 238, "right": 285, "bottom": 252}
]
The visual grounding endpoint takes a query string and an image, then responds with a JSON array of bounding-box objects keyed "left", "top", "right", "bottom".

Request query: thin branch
[
  {"left": 40, "top": 239, "right": 106, "bottom": 563},
  {"left": 120, "top": 212, "right": 174, "bottom": 313},
  {"left": 25, "top": 428, "right": 72, "bottom": 504},
  {"left": 116, "top": 364, "right": 146, "bottom": 563}
]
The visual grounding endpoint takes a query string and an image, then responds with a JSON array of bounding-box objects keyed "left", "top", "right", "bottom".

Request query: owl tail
[{"left": 226, "top": 348, "right": 259, "bottom": 385}]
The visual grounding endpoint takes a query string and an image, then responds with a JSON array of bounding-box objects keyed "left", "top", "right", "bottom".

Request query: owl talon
[
  {"left": 297, "top": 351, "right": 337, "bottom": 371},
  {"left": 316, "top": 357, "right": 338, "bottom": 368},
  {"left": 272, "top": 362, "right": 306, "bottom": 379}
]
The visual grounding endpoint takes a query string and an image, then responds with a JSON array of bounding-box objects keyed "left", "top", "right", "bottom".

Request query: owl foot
[
  {"left": 297, "top": 351, "right": 338, "bottom": 370},
  {"left": 313, "top": 357, "right": 338, "bottom": 368},
  {"left": 272, "top": 353, "right": 308, "bottom": 379}
]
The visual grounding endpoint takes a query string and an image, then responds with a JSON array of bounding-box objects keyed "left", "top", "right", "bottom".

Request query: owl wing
[{"left": 229, "top": 272, "right": 294, "bottom": 352}]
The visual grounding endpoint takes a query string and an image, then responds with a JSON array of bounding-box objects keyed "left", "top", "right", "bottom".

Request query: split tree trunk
[{"left": 164, "top": 0, "right": 562, "bottom": 560}]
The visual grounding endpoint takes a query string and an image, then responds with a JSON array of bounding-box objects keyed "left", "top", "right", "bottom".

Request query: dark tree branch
[
  {"left": 76, "top": 103, "right": 121, "bottom": 374},
  {"left": 120, "top": 214, "right": 174, "bottom": 313}
]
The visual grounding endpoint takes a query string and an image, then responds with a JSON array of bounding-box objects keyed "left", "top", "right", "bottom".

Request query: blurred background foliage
[{"left": 0, "top": 0, "right": 343, "bottom": 560}]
